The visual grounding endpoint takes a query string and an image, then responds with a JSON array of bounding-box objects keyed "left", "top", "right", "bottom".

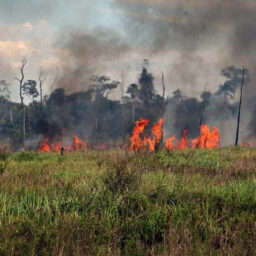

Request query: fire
[
  {"left": 38, "top": 138, "right": 51, "bottom": 152},
  {"left": 151, "top": 118, "right": 164, "bottom": 146},
  {"left": 129, "top": 118, "right": 164, "bottom": 152},
  {"left": 130, "top": 118, "right": 221, "bottom": 152},
  {"left": 129, "top": 119, "right": 149, "bottom": 151},
  {"left": 73, "top": 135, "right": 87, "bottom": 151},
  {"left": 38, "top": 119, "right": 221, "bottom": 153},
  {"left": 192, "top": 125, "right": 220, "bottom": 149},
  {"left": 206, "top": 126, "right": 220, "bottom": 148},
  {"left": 177, "top": 129, "right": 188, "bottom": 149},
  {"left": 38, "top": 134, "right": 87, "bottom": 153},
  {"left": 143, "top": 137, "right": 155, "bottom": 151},
  {"left": 51, "top": 142, "right": 61, "bottom": 153},
  {"left": 165, "top": 136, "right": 176, "bottom": 150}
]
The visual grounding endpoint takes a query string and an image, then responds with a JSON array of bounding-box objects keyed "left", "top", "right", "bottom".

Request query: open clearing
[{"left": 0, "top": 148, "right": 255, "bottom": 255}]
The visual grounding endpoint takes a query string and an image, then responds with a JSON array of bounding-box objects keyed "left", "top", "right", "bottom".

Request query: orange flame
[
  {"left": 39, "top": 138, "right": 51, "bottom": 152},
  {"left": 73, "top": 135, "right": 87, "bottom": 151},
  {"left": 192, "top": 125, "right": 220, "bottom": 149},
  {"left": 129, "top": 119, "right": 149, "bottom": 151},
  {"left": 130, "top": 118, "right": 221, "bottom": 152},
  {"left": 129, "top": 118, "right": 164, "bottom": 152},
  {"left": 165, "top": 136, "right": 176, "bottom": 150},
  {"left": 51, "top": 142, "right": 62, "bottom": 153},
  {"left": 151, "top": 118, "right": 164, "bottom": 146},
  {"left": 38, "top": 134, "right": 87, "bottom": 153},
  {"left": 143, "top": 137, "right": 155, "bottom": 151},
  {"left": 177, "top": 129, "right": 188, "bottom": 149}
]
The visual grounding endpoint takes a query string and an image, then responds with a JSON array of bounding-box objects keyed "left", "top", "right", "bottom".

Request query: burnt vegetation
[{"left": 0, "top": 64, "right": 250, "bottom": 149}]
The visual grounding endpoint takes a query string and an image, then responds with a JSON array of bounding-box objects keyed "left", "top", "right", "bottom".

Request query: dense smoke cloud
[
  {"left": 50, "top": 0, "right": 256, "bottom": 143},
  {"left": 109, "top": 0, "right": 256, "bottom": 142},
  {"left": 56, "top": 28, "right": 129, "bottom": 92},
  {"left": 1, "top": 0, "right": 256, "bottom": 146}
]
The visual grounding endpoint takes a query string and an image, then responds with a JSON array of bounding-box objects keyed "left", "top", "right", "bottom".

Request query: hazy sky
[{"left": 0, "top": 0, "right": 255, "bottom": 101}]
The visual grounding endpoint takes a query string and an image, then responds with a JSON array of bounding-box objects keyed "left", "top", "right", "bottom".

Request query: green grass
[{"left": 0, "top": 148, "right": 255, "bottom": 255}]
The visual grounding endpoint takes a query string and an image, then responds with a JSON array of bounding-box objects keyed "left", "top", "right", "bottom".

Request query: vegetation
[
  {"left": 0, "top": 148, "right": 255, "bottom": 255},
  {"left": 0, "top": 65, "right": 249, "bottom": 148}
]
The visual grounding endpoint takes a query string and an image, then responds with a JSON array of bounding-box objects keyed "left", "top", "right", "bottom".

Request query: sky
[{"left": 0, "top": 0, "right": 255, "bottom": 102}]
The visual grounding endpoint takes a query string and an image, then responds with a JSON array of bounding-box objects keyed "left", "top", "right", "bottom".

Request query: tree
[
  {"left": 217, "top": 66, "right": 250, "bottom": 99},
  {"left": 127, "top": 83, "right": 139, "bottom": 122},
  {"left": 0, "top": 80, "right": 11, "bottom": 124},
  {"left": 90, "top": 75, "right": 120, "bottom": 98},
  {"left": 235, "top": 67, "right": 246, "bottom": 146},
  {"left": 23, "top": 80, "right": 39, "bottom": 102},
  {"left": 138, "top": 67, "right": 155, "bottom": 105},
  {"left": 38, "top": 67, "right": 48, "bottom": 105},
  {"left": 14, "top": 57, "right": 27, "bottom": 146},
  {"left": 127, "top": 83, "right": 139, "bottom": 99},
  {"left": 23, "top": 80, "right": 39, "bottom": 132},
  {"left": 89, "top": 75, "right": 120, "bottom": 130}
]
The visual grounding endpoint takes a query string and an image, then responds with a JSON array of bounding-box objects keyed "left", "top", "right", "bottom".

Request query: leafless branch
[
  {"left": 39, "top": 66, "right": 48, "bottom": 104},
  {"left": 50, "top": 67, "right": 59, "bottom": 93}
]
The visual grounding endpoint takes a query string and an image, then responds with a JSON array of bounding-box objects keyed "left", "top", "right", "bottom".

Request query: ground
[{"left": 0, "top": 148, "right": 255, "bottom": 255}]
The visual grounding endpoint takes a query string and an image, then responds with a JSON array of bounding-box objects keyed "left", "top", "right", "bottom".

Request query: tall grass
[{"left": 0, "top": 148, "right": 255, "bottom": 255}]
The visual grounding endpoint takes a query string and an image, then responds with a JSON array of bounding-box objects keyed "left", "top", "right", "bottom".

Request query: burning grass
[
  {"left": 130, "top": 118, "right": 220, "bottom": 152},
  {"left": 0, "top": 148, "right": 255, "bottom": 255}
]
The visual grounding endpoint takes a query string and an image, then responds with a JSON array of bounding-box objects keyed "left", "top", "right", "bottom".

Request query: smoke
[
  {"left": 49, "top": 0, "right": 256, "bottom": 144},
  {"left": 163, "top": 65, "right": 252, "bottom": 146},
  {"left": 111, "top": 0, "right": 256, "bottom": 88},
  {"left": 56, "top": 28, "right": 129, "bottom": 92},
  {"left": 109, "top": 0, "right": 256, "bottom": 142}
]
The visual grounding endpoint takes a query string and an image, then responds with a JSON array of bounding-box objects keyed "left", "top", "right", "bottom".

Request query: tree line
[{"left": 0, "top": 58, "right": 248, "bottom": 149}]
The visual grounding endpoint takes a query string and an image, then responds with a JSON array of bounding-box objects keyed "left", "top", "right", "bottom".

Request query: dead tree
[
  {"left": 199, "top": 83, "right": 207, "bottom": 127},
  {"left": 15, "top": 57, "right": 27, "bottom": 146},
  {"left": 121, "top": 71, "right": 125, "bottom": 142},
  {"left": 0, "top": 80, "right": 10, "bottom": 125},
  {"left": 159, "top": 72, "right": 166, "bottom": 150},
  {"left": 39, "top": 67, "right": 48, "bottom": 105},
  {"left": 161, "top": 72, "right": 166, "bottom": 118},
  {"left": 50, "top": 67, "right": 59, "bottom": 94},
  {"left": 235, "top": 66, "right": 246, "bottom": 146}
]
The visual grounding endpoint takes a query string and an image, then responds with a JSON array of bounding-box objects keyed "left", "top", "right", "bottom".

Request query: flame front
[
  {"left": 73, "top": 135, "right": 87, "bottom": 151},
  {"left": 130, "top": 119, "right": 220, "bottom": 152},
  {"left": 38, "top": 134, "right": 87, "bottom": 153},
  {"left": 39, "top": 138, "right": 51, "bottom": 152},
  {"left": 130, "top": 118, "right": 164, "bottom": 152},
  {"left": 151, "top": 118, "right": 164, "bottom": 146},
  {"left": 192, "top": 125, "right": 220, "bottom": 149},
  {"left": 177, "top": 129, "right": 188, "bottom": 149},
  {"left": 165, "top": 136, "right": 176, "bottom": 150},
  {"left": 129, "top": 119, "right": 149, "bottom": 151},
  {"left": 39, "top": 119, "right": 221, "bottom": 153}
]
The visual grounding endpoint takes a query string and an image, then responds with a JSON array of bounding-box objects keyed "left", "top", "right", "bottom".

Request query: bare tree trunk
[
  {"left": 121, "top": 71, "right": 125, "bottom": 141},
  {"left": 161, "top": 72, "right": 166, "bottom": 118},
  {"left": 23, "top": 106, "right": 26, "bottom": 139},
  {"left": 199, "top": 83, "right": 207, "bottom": 127},
  {"left": 28, "top": 107, "right": 31, "bottom": 132},
  {"left": 15, "top": 57, "right": 27, "bottom": 146},
  {"left": 159, "top": 72, "right": 166, "bottom": 150},
  {"left": 39, "top": 67, "right": 47, "bottom": 106},
  {"left": 235, "top": 66, "right": 246, "bottom": 146},
  {"left": 0, "top": 99, "right": 7, "bottom": 124},
  {"left": 50, "top": 67, "right": 59, "bottom": 94}
]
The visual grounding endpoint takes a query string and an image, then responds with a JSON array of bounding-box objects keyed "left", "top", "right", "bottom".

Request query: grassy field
[{"left": 0, "top": 148, "right": 255, "bottom": 255}]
